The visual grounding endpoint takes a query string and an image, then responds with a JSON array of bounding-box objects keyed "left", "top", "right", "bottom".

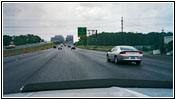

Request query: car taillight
[
  {"left": 139, "top": 51, "right": 143, "bottom": 54},
  {"left": 120, "top": 51, "right": 126, "bottom": 54}
]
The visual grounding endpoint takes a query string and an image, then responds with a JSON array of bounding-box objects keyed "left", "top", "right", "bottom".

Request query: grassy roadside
[
  {"left": 77, "top": 45, "right": 173, "bottom": 61},
  {"left": 143, "top": 53, "right": 173, "bottom": 61},
  {"left": 3, "top": 43, "right": 56, "bottom": 56},
  {"left": 77, "top": 45, "right": 113, "bottom": 52}
]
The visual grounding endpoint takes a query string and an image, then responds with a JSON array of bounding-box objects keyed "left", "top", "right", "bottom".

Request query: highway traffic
[{"left": 3, "top": 46, "right": 173, "bottom": 94}]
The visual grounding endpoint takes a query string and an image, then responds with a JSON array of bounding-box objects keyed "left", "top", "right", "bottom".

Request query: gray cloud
[{"left": 3, "top": 2, "right": 173, "bottom": 41}]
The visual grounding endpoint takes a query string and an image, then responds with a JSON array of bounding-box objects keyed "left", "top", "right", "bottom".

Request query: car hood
[
  {"left": 3, "top": 87, "right": 173, "bottom": 97},
  {"left": 3, "top": 78, "right": 173, "bottom": 97}
]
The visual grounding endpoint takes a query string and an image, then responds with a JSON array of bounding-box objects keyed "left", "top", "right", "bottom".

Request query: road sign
[{"left": 78, "top": 27, "right": 87, "bottom": 37}]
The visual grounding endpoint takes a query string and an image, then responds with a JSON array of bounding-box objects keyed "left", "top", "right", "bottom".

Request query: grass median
[{"left": 3, "top": 43, "right": 56, "bottom": 56}]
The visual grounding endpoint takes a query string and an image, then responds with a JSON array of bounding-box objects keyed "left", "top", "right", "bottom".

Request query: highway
[
  {"left": 3, "top": 42, "right": 50, "bottom": 51},
  {"left": 3, "top": 46, "right": 173, "bottom": 94}
]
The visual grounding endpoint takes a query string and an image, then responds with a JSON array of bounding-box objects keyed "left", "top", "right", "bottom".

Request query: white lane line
[{"left": 123, "top": 88, "right": 149, "bottom": 97}]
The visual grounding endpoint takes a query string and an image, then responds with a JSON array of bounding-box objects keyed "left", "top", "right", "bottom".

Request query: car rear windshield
[{"left": 120, "top": 47, "right": 136, "bottom": 51}]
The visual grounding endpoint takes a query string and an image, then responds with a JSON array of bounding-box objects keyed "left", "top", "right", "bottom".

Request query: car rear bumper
[{"left": 118, "top": 55, "right": 142, "bottom": 62}]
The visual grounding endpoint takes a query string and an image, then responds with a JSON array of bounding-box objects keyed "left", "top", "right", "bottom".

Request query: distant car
[
  {"left": 58, "top": 47, "right": 62, "bottom": 50},
  {"left": 5, "top": 46, "right": 13, "bottom": 49},
  {"left": 71, "top": 46, "right": 76, "bottom": 50},
  {"left": 67, "top": 45, "right": 71, "bottom": 48},
  {"left": 5, "top": 44, "right": 15, "bottom": 49},
  {"left": 107, "top": 46, "right": 143, "bottom": 65},
  {"left": 53, "top": 46, "right": 56, "bottom": 48}
]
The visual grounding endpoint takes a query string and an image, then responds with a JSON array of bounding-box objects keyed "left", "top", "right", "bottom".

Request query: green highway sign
[{"left": 78, "top": 27, "right": 87, "bottom": 37}]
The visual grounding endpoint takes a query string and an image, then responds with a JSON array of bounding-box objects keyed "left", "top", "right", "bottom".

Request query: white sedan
[{"left": 107, "top": 46, "right": 143, "bottom": 65}]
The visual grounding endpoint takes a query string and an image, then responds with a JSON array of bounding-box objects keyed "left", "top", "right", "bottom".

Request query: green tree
[
  {"left": 3, "top": 35, "right": 12, "bottom": 46},
  {"left": 166, "top": 40, "right": 173, "bottom": 52},
  {"left": 76, "top": 31, "right": 173, "bottom": 54},
  {"left": 3, "top": 34, "right": 44, "bottom": 46}
]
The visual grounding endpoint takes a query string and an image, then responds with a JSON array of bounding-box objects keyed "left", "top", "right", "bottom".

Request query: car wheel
[
  {"left": 114, "top": 56, "right": 119, "bottom": 64},
  {"left": 107, "top": 55, "right": 111, "bottom": 62},
  {"left": 136, "top": 61, "right": 141, "bottom": 65}
]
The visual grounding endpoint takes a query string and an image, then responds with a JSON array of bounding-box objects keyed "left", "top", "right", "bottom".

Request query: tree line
[
  {"left": 76, "top": 32, "right": 173, "bottom": 52},
  {"left": 3, "top": 34, "right": 44, "bottom": 46}
]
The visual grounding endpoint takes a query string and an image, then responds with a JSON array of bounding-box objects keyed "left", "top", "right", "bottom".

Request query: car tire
[
  {"left": 114, "top": 56, "right": 119, "bottom": 64},
  {"left": 136, "top": 61, "right": 141, "bottom": 65},
  {"left": 107, "top": 55, "right": 111, "bottom": 62}
]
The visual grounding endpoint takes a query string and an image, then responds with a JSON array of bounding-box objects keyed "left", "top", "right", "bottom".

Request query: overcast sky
[{"left": 3, "top": 2, "right": 173, "bottom": 42}]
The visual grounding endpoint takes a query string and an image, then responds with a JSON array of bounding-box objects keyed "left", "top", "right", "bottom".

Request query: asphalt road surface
[{"left": 3, "top": 47, "right": 173, "bottom": 94}]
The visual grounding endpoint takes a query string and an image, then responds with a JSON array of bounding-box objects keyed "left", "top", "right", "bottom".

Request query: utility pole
[
  {"left": 121, "top": 17, "right": 124, "bottom": 44},
  {"left": 121, "top": 16, "right": 123, "bottom": 33},
  {"left": 87, "top": 29, "right": 97, "bottom": 48},
  {"left": 87, "top": 30, "right": 91, "bottom": 46},
  {"left": 161, "top": 27, "right": 164, "bottom": 53},
  {"left": 162, "top": 27, "right": 164, "bottom": 33},
  {"left": 95, "top": 30, "right": 98, "bottom": 48}
]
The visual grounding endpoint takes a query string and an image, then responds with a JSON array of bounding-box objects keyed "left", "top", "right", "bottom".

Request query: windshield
[{"left": 3, "top": 2, "right": 173, "bottom": 98}]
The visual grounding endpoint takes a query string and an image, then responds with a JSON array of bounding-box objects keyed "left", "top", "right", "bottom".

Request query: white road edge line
[{"left": 123, "top": 88, "right": 149, "bottom": 97}]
